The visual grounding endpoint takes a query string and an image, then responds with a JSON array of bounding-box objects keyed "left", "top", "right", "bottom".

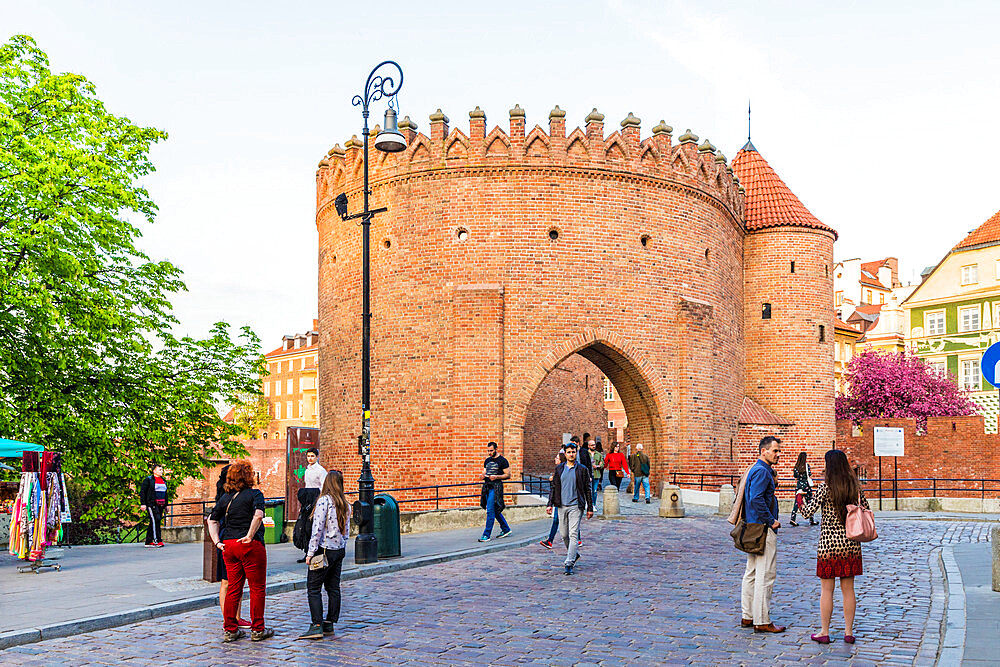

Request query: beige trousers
[{"left": 741, "top": 528, "right": 777, "bottom": 625}]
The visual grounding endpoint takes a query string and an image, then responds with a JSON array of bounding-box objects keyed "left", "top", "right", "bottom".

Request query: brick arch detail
[{"left": 508, "top": 328, "right": 667, "bottom": 484}]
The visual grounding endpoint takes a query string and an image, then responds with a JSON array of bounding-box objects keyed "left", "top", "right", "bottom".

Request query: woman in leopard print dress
[{"left": 801, "top": 449, "right": 870, "bottom": 644}]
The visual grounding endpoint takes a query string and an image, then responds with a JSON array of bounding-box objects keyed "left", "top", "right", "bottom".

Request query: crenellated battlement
[{"left": 316, "top": 105, "right": 744, "bottom": 219}]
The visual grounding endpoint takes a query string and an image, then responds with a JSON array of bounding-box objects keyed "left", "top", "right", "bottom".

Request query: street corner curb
[
  {"left": 0, "top": 531, "right": 546, "bottom": 652},
  {"left": 938, "top": 546, "right": 966, "bottom": 665}
]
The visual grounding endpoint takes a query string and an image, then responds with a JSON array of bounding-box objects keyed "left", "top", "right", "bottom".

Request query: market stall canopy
[{"left": 0, "top": 438, "right": 44, "bottom": 457}]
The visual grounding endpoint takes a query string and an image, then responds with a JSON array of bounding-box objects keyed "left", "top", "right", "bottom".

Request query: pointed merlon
[
  {"left": 368, "top": 124, "right": 381, "bottom": 138},
  {"left": 469, "top": 106, "right": 486, "bottom": 119},
  {"left": 429, "top": 109, "right": 449, "bottom": 123},
  {"left": 652, "top": 120, "right": 673, "bottom": 136},
  {"left": 318, "top": 158, "right": 330, "bottom": 168},
  {"left": 549, "top": 105, "right": 566, "bottom": 119},
  {"left": 738, "top": 185, "right": 745, "bottom": 195},
  {"left": 345, "top": 135, "right": 363, "bottom": 149},
  {"left": 585, "top": 108, "right": 605, "bottom": 123},
  {"left": 678, "top": 129, "right": 699, "bottom": 144},
  {"left": 509, "top": 104, "right": 525, "bottom": 118},
  {"left": 327, "top": 143, "right": 345, "bottom": 157},
  {"left": 621, "top": 112, "right": 641, "bottom": 128},
  {"left": 698, "top": 139, "right": 716, "bottom": 154},
  {"left": 399, "top": 115, "right": 418, "bottom": 132},
  {"left": 715, "top": 152, "right": 727, "bottom": 164}
]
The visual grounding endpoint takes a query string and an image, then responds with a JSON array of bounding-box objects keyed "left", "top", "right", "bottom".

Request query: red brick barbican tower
[{"left": 733, "top": 140, "right": 837, "bottom": 473}]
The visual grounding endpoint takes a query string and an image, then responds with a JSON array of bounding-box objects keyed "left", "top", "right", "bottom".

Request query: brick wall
[
  {"left": 522, "top": 354, "right": 610, "bottom": 475},
  {"left": 836, "top": 417, "right": 1000, "bottom": 497},
  {"left": 317, "top": 106, "right": 748, "bottom": 503}
]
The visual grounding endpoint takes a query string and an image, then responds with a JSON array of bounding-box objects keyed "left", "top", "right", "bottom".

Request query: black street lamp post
[{"left": 334, "top": 61, "right": 406, "bottom": 565}]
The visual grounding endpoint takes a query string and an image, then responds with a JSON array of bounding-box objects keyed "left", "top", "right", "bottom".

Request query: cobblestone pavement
[{"left": 4, "top": 516, "right": 991, "bottom": 666}]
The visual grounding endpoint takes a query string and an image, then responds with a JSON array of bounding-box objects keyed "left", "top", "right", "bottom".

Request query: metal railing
[{"left": 339, "top": 475, "right": 551, "bottom": 511}]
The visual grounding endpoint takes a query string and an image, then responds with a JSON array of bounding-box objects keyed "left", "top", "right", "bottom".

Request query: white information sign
[
  {"left": 873, "top": 426, "right": 905, "bottom": 457},
  {"left": 562, "top": 433, "right": 572, "bottom": 446}
]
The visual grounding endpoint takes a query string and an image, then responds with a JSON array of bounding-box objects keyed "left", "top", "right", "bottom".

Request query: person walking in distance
[
  {"left": 604, "top": 442, "right": 630, "bottom": 491},
  {"left": 139, "top": 464, "right": 168, "bottom": 548},
  {"left": 479, "top": 441, "right": 512, "bottom": 542},
  {"left": 298, "top": 470, "right": 353, "bottom": 640},
  {"left": 790, "top": 451, "right": 817, "bottom": 527},
  {"left": 296, "top": 448, "right": 328, "bottom": 563},
  {"left": 740, "top": 436, "right": 786, "bottom": 634},
  {"left": 629, "top": 444, "right": 652, "bottom": 504},
  {"left": 539, "top": 451, "right": 567, "bottom": 549},
  {"left": 207, "top": 460, "right": 274, "bottom": 642},
  {"left": 801, "top": 450, "right": 871, "bottom": 644},
  {"left": 576, "top": 435, "right": 593, "bottom": 483},
  {"left": 546, "top": 442, "right": 593, "bottom": 575},
  {"left": 588, "top": 441, "right": 603, "bottom": 499}
]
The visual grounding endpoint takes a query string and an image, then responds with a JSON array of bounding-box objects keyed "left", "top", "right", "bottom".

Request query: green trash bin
[
  {"left": 373, "top": 494, "right": 401, "bottom": 558},
  {"left": 263, "top": 499, "right": 285, "bottom": 544}
]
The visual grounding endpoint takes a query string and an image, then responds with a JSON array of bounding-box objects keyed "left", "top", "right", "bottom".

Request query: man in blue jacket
[{"left": 741, "top": 436, "right": 786, "bottom": 634}]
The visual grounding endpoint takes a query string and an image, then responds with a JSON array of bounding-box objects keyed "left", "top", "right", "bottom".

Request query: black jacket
[
  {"left": 140, "top": 475, "right": 161, "bottom": 507},
  {"left": 577, "top": 447, "right": 593, "bottom": 475},
  {"left": 547, "top": 463, "right": 593, "bottom": 511}
]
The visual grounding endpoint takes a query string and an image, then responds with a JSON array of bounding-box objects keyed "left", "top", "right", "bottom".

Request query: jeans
[
  {"left": 591, "top": 471, "right": 602, "bottom": 499},
  {"left": 222, "top": 539, "right": 267, "bottom": 632},
  {"left": 547, "top": 512, "right": 559, "bottom": 542},
  {"left": 145, "top": 505, "right": 163, "bottom": 544},
  {"left": 558, "top": 506, "right": 582, "bottom": 566},
  {"left": 483, "top": 487, "right": 510, "bottom": 537},
  {"left": 307, "top": 547, "right": 346, "bottom": 625},
  {"left": 632, "top": 475, "right": 650, "bottom": 500}
]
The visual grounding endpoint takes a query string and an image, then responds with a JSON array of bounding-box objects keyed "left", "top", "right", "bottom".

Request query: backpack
[{"left": 292, "top": 500, "right": 315, "bottom": 550}]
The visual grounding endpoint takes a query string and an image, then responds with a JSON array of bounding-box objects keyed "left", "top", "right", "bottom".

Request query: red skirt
[{"left": 817, "top": 553, "right": 863, "bottom": 579}]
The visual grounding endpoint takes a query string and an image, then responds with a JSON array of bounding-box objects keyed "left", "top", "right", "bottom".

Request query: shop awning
[{"left": 0, "top": 438, "right": 44, "bottom": 457}]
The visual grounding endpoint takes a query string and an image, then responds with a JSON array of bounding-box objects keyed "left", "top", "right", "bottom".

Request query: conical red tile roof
[
  {"left": 733, "top": 142, "right": 837, "bottom": 239},
  {"left": 954, "top": 209, "right": 1000, "bottom": 250}
]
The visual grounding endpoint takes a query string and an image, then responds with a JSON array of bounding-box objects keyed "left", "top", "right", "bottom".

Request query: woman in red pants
[{"left": 207, "top": 460, "right": 274, "bottom": 643}]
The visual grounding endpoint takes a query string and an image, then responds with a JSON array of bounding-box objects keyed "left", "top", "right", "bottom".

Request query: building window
[
  {"left": 960, "top": 358, "right": 981, "bottom": 391},
  {"left": 274, "top": 432, "right": 280, "bottom": 440},
  {"left": 262, "top": 431, "right": 268, "bottom": 439},
  {"left": 959, "top": 305, "right": 980, "bottom": 332},
  {"left": 961, "top": 264, "right": 978, "bottom": 285},
  {"left": 790, "top": 261, "right": 795, "bottom": 274},
  {"left": 819, "top": 325, "right": 826, "bottom": 342},
  {"left": 927, "top": 359, "right": 947, "bottom": 375},
  {"left": 286, "top": 379, "right": 293, "bottom": 395},
  {"left": 925, "top": 310, "right": 945, "bottom": 336},
  {"left": 835, "top": 291, "right": 843, "bottom": 306},
  {"left": 995, "top": 260, "right": 1000, "bottom": 281},
  {"left": 865, "top": 289, "right": 873, "bottom": 303},
  {"left": 993, "top": 302, "right": 1000, "bottom": 330},
  {"left": 263, "top": 382, "right": 269, "bottom": 397},
  {"left": 878, "top": 292, "right": 884, "bottom": 304},
  {"left": 603, "top": 377, "right": 614, "bottom": 401},
  {"left": 608, "top": 420, "right": 615, "bottom": 428},
  {"left": 286, "top": 401, "right": 293, "bottom": 419},
  {"left": 275, "top": 380, "right": 281, "bottom": 396},
  {"left": 762, "top": 303, "right": 771, "bottom": 319}
]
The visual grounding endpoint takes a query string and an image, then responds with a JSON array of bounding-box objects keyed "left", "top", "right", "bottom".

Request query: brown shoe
[
  {"left": 754, "top": 623, "right": 786, "bottom": 633},
  {"left": 741, "top": 618, "right": 754, "bottom": 627}
]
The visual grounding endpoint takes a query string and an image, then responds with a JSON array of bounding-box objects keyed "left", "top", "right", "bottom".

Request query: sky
[{"left": 6, "top": 1, "right": 1000, "bottom": 349}]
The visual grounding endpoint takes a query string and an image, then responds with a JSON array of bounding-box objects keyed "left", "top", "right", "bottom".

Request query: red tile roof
[
  {"left": 954, "top": 209, "right": 1000, "bottom": 250},
  {"left": 265, "top": 341, "right": 318, "bottom": 359},
  {"left": 733, "top": 143, "right": 838, "bottom": 239},
  {"left": 835, "top": 318, "right": 861, "bottom": 334},
  {"left": 738, "top": 396, "right": 793, "bottom": 426},
  {"left": 859, "top": 272, "right": 887, "bottom": 290},
  {"left": 222, "top": 407, "right": 235, "bottom": 423},
  {"left": 853, "top": 304, "right": 884, "bottom": 315}
]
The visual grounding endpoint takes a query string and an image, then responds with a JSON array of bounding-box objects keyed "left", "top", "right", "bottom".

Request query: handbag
[
  {"left": 845, "top": 493, "right": 877, "bottom": 542},
  {"left": 308, "top": 549, "right": 329, "bottom": 570},
  {"left": 730, "top": 491, "right": 767, "bottom": 555}
]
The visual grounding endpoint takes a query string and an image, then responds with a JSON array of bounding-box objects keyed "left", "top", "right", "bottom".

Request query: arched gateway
[{"left": 315, "top": 105, "right": 836, "bottom": 502}]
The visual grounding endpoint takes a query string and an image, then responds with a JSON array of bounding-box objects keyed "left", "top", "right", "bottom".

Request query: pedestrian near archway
[
  {"left": 139, "top": 463, "right": 167, "bottom": 548},
  {"left": 545, "top": 441, "right": 593, "bottom": 575},
  {"left": 629, "top": 444, "right": 651, "bottom": 503},
  {"left": 789, "top": 452, "right": 817, "bottom": 527},
  {"left": 298, "top": 470, "right": 352, "bottom": 640},
  {"left": 604, "top": 442, "right": 630, "bottom": 490},
  {"left": 479, "top": 441, "right": 512, "bottom": 541}
]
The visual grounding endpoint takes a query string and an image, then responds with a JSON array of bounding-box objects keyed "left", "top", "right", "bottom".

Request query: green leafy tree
[
  {"left": 231, "top": 393, "right": 272, "bottom": 439},
  {"left": 0, "top": 35, "right": 264, "bottom": 520}
]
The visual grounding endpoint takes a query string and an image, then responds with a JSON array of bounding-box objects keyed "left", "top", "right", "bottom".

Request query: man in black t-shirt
[{"left": 479, "top": 441, "right": 512, "bottom": 542}]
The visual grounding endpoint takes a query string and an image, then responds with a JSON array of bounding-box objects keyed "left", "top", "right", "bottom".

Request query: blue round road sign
[{"left": 981, "top": 342, "right": 1000, "bottom": 388}]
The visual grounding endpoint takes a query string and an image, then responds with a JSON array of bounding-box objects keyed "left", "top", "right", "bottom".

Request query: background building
[
  {"left": 261, "top": 319, "right": 320, "bottom": 438},
  {"left": 834, "top": 317, "right": 862, "bottom": 393},
  {"left": 903, "top": 210, "right": 1000, "bottom": 431}
]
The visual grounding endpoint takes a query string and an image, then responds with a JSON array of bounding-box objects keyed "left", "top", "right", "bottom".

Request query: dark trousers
[
  {"left": 223, "top": 539, "right": 267, "bottom": 632},
  {"left": 144, "top": 505, "right": 163, "bottom": 544},
  {"left": 307, "top": 547, "right": 346, "bottom": 625},
  {"left": 608, "top": 471, "right": 623, "bottom": 490}
]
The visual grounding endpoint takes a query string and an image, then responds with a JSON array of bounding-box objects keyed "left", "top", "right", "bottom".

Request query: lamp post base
[{"left": 355, "top": 534, "right": 379, "bottom": 564}]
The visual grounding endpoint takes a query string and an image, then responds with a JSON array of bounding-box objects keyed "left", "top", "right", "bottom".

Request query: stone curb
[
  {"left": 938, "top": 546, "right": 966, "bottom": 665},
  {"left": 0, "top": 530, "right": 545, "bottom": 651}
]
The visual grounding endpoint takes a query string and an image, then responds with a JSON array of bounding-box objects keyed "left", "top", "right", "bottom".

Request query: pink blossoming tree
[{"left": 836, "top": 349, "right": 980, "bottom": 430}]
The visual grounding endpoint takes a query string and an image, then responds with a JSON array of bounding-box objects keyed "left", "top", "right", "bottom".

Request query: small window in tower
[
  {"left": 819, "top": 325, "right": 826, "bottom": 342},
  {"left": 762, "top": 303, "right": 772, "bottom": 319},
  {"left": 790, "top": 261, "right": 796, "bottom": 274},
  {"left": 825, "top": 264, "right": 829, "bottom": 277}
]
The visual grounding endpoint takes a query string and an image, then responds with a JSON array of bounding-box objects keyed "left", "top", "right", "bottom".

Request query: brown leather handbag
[{"left": 730, "top": 495, "right": 767, "bottom": 555}]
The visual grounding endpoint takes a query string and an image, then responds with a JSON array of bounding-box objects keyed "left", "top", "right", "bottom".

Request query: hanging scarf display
[{"left": 7, "top": 452, "right": 70, "bottom": 562}]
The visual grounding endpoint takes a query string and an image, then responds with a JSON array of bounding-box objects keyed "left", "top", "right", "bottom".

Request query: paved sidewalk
[
  {"left": 0, "top": 517, "right": 549, "bottom": 644},
  {"left": 953, "top": 540, "right": 999, "bottom": 665}
]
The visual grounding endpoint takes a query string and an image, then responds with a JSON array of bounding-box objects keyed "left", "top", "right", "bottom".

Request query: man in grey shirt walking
[{"left": 546, "top": 442, "right": 594, "bottom": 575}]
